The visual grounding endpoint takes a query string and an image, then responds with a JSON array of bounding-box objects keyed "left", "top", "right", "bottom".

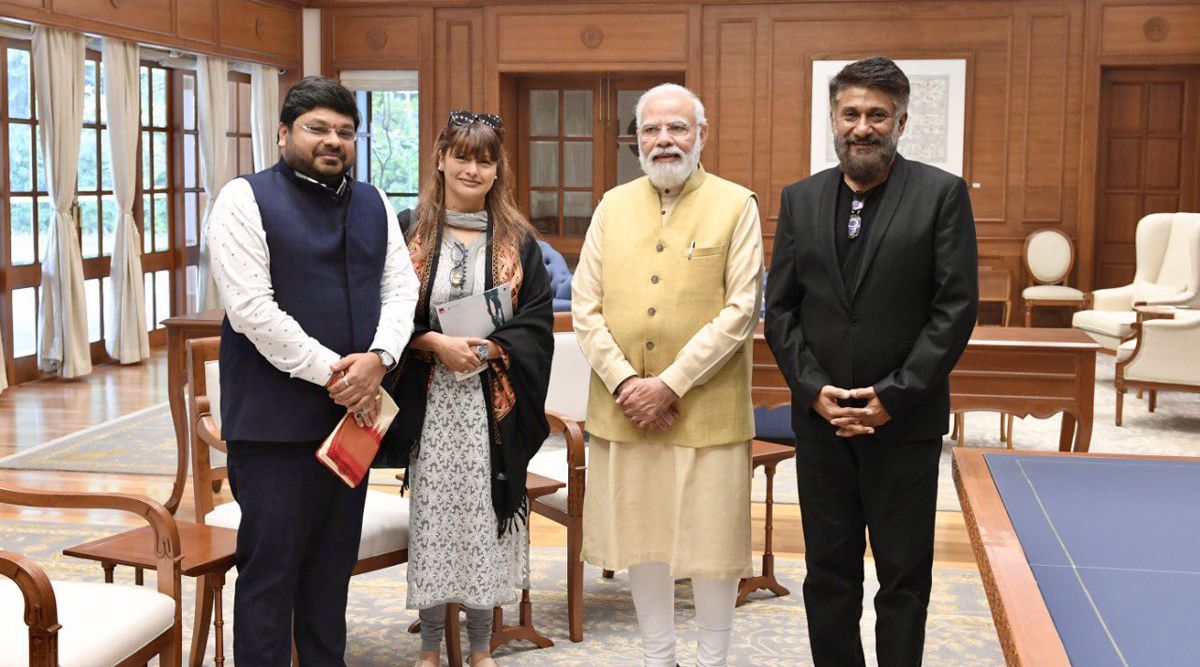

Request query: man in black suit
[{"left": 764, "top": 57, "right": 978, "bottom": 666}]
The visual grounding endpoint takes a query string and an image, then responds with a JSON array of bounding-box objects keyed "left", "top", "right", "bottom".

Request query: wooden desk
[
  {"left": 64, "top": 521, "right": 238, "bottom": 667},
  {"left": 162, "top": 310, "right": 224, "bottom": 514},
  {"left": 751, "top": 325, "right": 1100, "bottom": 452},
  {"left": 952, "top": 327, "right": 1099, "bottom": 452}
]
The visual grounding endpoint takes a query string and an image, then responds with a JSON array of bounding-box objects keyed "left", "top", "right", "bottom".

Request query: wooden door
[
  {"left": 514, "top": 73, "right": 684, "bottom": 261},
  {"left": 1094, "top": 67, "right": 1199, "bottom": 288}
]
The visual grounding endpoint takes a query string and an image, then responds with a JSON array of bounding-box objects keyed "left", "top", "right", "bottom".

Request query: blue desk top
[{"left": 986, "top": 453, "right": 1200, "bottom": 667}]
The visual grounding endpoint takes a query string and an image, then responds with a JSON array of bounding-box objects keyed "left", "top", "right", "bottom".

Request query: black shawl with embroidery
[{"left": 376, "top": 214, "right": 554, "bottom": 535}]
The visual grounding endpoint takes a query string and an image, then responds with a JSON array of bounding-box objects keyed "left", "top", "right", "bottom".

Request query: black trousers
[
  {"left": 226, "top": 440, "right": 369, "bottom": 666},
  {"left": 794, "top": 435, "right": 942, "bottom": 667}
]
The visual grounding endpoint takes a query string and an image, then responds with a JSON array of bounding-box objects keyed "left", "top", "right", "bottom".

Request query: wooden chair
[
  {"left": 0, "top": 484, "right": 183, "bottom": 666},
  {"left": 526, "top": 329, "right": 590, "bottom": 642},
  {"left": 1021, "top": 228, "right": 1088, "bottom": 327},
  {"left": 978, "top": 266, "right": 1013, "bottom": 327},
  {"left": 185, "top": 337, "right": 462, "bottom": 665}
]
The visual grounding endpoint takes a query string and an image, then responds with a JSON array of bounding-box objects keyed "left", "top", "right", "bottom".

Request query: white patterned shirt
[{"left": 207, "top": 176, "right": 419, "bottom": 387}]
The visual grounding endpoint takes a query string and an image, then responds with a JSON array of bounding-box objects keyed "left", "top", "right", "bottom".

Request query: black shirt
[{"left": 834, "top": 174, "right": 890, "bottom": 291}]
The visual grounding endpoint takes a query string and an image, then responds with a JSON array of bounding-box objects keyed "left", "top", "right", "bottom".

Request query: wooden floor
[{"left": 0, "top": 350, "right": 976, "bottom": 567}]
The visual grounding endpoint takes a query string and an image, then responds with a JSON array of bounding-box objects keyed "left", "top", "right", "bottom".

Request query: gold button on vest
[{"left": 586, "top": 167, "right": 757, "bottom": 447}]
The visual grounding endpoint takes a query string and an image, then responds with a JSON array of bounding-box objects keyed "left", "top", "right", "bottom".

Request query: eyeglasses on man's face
[
  {"left": 836, "top": 109, "right": 895, "bottom": 127},
  {"left": 296, "top": 123, "right": 362, "bottom": 142},
  {"left": 638, "top": 121, "right": 692, "bottom": 139}
]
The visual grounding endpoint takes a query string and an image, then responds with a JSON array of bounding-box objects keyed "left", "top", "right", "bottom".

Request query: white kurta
[{"left": 573, "top": 183, "right": 764, "bottom": 579}]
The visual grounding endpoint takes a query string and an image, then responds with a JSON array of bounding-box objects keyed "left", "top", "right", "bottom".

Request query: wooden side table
[
  {"left": 64, "top": 520, "right": 238, "bottom": 667},
  {"left": 737, "top": 439, "right": 795, "bottom": 606},
  {"left": 488, "top": 472, "right": 565, "bottom": 652}
]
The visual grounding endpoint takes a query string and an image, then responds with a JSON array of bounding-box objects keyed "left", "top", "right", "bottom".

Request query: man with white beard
[{"left": 571, "top": 83, "right": 764, "bottom": 667}]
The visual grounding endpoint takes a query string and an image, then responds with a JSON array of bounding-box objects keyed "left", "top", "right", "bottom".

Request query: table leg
[
  {"left": 135, "top": 567, "right": 144, "bottom": 586},
  {"left": 1058, "top": 412, "right": 1078, "bottom": 452},
  {"left": 102, "top": 562, "right": 115, "bottom": 584},
  {"left": 490, "top": 588, "right": 554, "bottom": 652},
  {"left": 737, "top": 463, "right": 791, "bottom": 606}
]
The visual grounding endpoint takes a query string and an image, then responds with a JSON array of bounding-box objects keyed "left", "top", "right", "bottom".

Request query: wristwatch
[
  {"left": 370, "top": 348, "right": 397, "bottom": 371},
  {"left": 475, "top": 343, "right": 490, "bottom": 363}
]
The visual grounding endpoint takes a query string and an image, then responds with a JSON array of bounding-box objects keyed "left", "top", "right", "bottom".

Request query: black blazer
[{"left": 764, "top": 154, "right": 978, "bottom": 443}]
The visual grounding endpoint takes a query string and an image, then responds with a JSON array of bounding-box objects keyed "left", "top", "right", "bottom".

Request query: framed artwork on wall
[{"left": 811, "top": 58, "right": 967, "bottom": 177}]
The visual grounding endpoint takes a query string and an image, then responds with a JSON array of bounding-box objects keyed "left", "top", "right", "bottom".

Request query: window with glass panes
[
  {"left": 354, "top": 89, "right": 420, "bottom": 213},
  {"left": 140, "top": 61, "right": 173, "bottom": 333},
  {"left": 1, "top": 39, "right": 51, "bottom": 383},
  {"left": 175, "top": 69, "right": 205, "bottom": 315},
  {"left": 78, "top": 48, "right": 116, "bottom": 347},
  {"left": 228, "top": 72, "right": 254, "bottom": 179}
]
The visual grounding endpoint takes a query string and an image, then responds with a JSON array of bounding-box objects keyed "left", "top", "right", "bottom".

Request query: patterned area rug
[
  {"left": 1, "top": 518, "right": 1001, "bottom": 666},
  {"left": 5, "top": 357, "right": 1195, "bottom": 512}
]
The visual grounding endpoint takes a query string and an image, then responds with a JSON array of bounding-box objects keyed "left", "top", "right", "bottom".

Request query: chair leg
[
  {"left": 1025, "top": 305, "right": 1033, "bottom": 328},
  {"left": 445, "top": 603, "right": 462, "bottom": 666},
  {"left": 1149, "top": 390, "right": 1157, "bottom": 412},
  {"left": 1116, "top": 389, "right": 1125, "bottom": 426},
  {"left": 602, "top": 569, "right": 614, "bottom": 579},
  {"left": 567, "top": 517, "right": 584, "bottom": 642},
  {"left": 1005, "top": 414, "right": 1015, "bottom": 448},
  {"left": 954, "top": 413, "right": 966, "bottom": 447},
  {"left": 1137, "top": 388, "right": 1144, "bottom": 399},
  {"left": 189, "top": 575, "right": 215, "bottom": 667}
]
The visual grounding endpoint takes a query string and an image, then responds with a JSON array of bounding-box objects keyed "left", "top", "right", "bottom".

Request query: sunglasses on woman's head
[{"left": 447, "top": 110, "right": 503, "bottom": 132}]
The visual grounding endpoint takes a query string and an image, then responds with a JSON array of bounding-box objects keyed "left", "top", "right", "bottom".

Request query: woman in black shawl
[{"left": 380, "top": 111, "right": 553, "bottom": 667}]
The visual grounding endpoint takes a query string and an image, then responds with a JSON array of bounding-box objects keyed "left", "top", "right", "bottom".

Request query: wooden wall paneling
[
  {"left": 493, "top": 9, "right": 689, "bottom": 65},
  {"left": 326, "top": 9, "right": 423, "bottom": 69},
  {"left": 1021, "top": 13, "right": 1072, "bottom": 225},
  {"left": 52, "top": 0, "right": 173, "bottom": 37},
  {"left": 709, "top": 18, "right": 757, "bottom": 191},
  {"left": 217, "top": 0, "right": 303, "bottom": 65},
  {"left": 1100, "top": 3, "right": 1200, "bottom": 57},
  {"left": 177, "top": 0, "right": 218, "bottom": 45},
  {"left": 435, "top": 8, "right": 485, "bottom": 127},
  {"left": 0, "top": 0, "right": 301, "bottom": 70}
]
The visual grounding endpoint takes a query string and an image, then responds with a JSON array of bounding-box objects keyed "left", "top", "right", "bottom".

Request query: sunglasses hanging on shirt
[{"left": 848, "top": 194, "right": 865, "bottom": 239}]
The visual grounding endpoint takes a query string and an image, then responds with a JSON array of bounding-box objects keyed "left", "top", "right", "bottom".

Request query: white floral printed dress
[{"left": 405, "top": 232, "right": 529, "bottom": 611}]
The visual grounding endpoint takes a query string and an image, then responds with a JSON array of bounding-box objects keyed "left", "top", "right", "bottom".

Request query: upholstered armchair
[
  {"left": 0, "top": 485, "right": 182, "bottom": 666},
  {"left": 1114, "top": 310, "right": 1200, "bottom": 425},
  {"left": 1022, "top": 228, "right": 1088, "bottom": 327},
  {"left": 538, "top": 240, "right": 573, "bottom": 312},
  {"left": 1073, "top": 212, "right": 1200, "bottom": 352}
]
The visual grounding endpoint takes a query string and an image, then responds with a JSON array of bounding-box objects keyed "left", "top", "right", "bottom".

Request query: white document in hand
[{"left": 436, "top": 283, "right": 513, "bottom": 381}]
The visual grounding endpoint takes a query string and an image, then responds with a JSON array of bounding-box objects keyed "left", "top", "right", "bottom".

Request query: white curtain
[
  {"left": 196, "top": 55, "right": 230, "bottom": 311},
  {"left": 250, "top": 64, "right": 280, "bottom": 171},
  {"left": 33, "top": 27, "right": 91, "bottom": 378},
  {"left": 102, "top": 37, "right": 149, "bottom": 364}
]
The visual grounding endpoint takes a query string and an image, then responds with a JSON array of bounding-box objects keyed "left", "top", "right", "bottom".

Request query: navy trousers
[
  {"left": 226, "top": 440, "right": 369, "bottom": 666},
  {"left": 794, "top": 435, "right": 942, "bottom": 667}
]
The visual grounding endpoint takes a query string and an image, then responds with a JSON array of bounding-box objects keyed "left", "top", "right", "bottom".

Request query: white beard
[{"left": 639, "top": 141, "right": 703, "bottom": 191}]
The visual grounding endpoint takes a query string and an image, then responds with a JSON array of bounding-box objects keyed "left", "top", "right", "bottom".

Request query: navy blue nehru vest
[{"left": 219, "top": 160, "right": 388, "bottom": 443}]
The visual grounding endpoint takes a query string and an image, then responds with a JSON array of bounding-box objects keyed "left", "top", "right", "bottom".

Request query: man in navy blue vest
[{"left": 207, "top": 76, "right": 419, "bottom": 665}]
